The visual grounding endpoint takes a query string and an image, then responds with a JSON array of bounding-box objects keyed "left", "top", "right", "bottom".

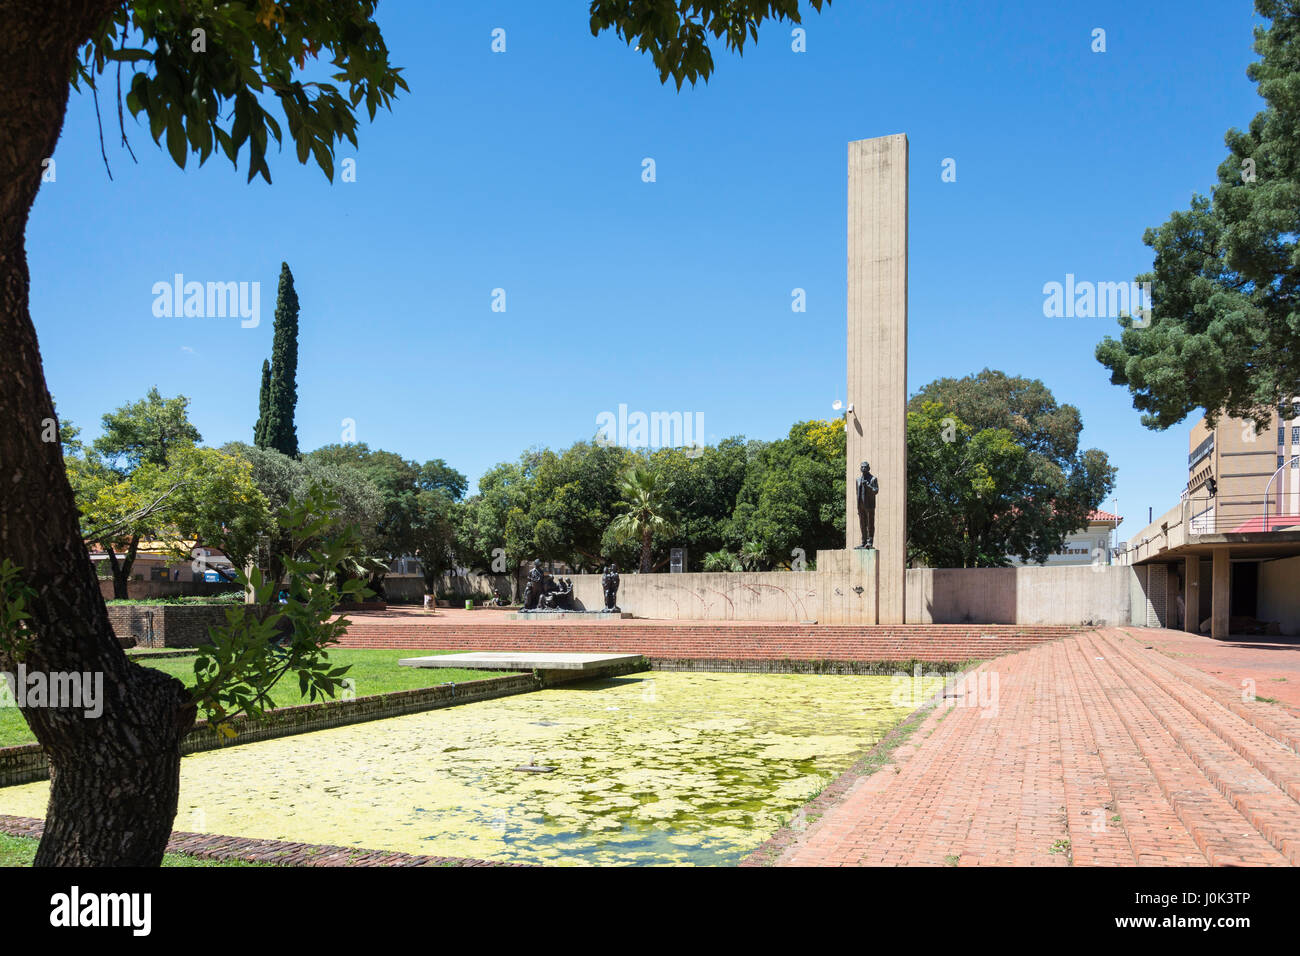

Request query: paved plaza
[{"left": 759, "top": 627, "right": 1300, "bottom": 867}]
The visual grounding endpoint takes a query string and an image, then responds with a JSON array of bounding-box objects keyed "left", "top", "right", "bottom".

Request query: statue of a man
[
  {"left": 601, "top": 563, "right": 621, "bottom": 612},
  {"left": 855, "top": 460, "right": 879, "bottom": 549},
  {"left": 522, "top": 559, "right": 544, "bottom": 609}
]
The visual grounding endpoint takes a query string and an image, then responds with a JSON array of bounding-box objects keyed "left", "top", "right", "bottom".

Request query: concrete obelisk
[{"left": 845, "top": 134, "right": 908, "bottom": 624}]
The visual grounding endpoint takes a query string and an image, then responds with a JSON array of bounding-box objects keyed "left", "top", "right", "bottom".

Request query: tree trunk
[
  {"left": 640, "top": 530, "right": 653, "bottom": 574},
  {"left": 0, "top": 0, "right": 196, "bottom": 866},
  {"left": 104, "top": 537, "right": 138, "bottom": 600}
]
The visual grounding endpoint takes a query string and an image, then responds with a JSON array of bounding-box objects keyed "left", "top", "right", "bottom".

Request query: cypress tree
[
  {"left": 264, "top": 262, "right": 300, "bottom": 457},
  {"left": 254, "top": 358, "right": 271, "bottom": 447}
]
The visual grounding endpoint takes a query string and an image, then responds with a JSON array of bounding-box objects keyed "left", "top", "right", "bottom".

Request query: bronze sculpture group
[{"left": 518, "top": 558, "right": 621, "bottom": 613}]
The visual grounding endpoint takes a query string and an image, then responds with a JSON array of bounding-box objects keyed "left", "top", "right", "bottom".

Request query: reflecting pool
[{"left": 0, "top": 671, "right": 933, "bottom": 865}]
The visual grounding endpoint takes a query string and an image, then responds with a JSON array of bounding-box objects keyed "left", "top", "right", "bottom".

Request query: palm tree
[{"left": 608, "top": 467, "right": 679, "bottom": 574}]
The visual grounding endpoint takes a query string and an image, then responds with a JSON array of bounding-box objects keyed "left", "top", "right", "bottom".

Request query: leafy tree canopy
[
  {"left": 907, "top": 371, "right": 1117, "bottom": 567},
  {"left": 1095, "top": 0, "right": 1300, "bottom": 430}
]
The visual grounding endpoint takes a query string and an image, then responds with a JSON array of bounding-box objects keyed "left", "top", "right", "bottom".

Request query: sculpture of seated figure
[{"left": 541, "top": 576, "right": 574, "bottom": 610}]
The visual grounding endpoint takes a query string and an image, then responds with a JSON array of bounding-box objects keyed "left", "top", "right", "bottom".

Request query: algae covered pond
[{"left": 0, "top": 671, "right": 932, "bottom": 866}]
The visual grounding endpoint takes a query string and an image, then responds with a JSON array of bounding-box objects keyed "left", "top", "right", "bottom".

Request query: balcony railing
[{"left": 1182, "top": 494, "right": 1300, "bottom": 535}]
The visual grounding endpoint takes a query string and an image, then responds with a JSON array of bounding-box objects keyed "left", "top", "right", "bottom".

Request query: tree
[
  {"left": 729, "top": 421, "right": 844, "bottom": 568},
  {"left": 254, "top": 359, "right": 271, "bottom": 447},
  {"left": 259, "top": 263, "right": 300, "bottom": 456},
  {"left": 645, "top": 438, "right": 753, "bottom": 569},
  {"left": 1095, "top": 0, "right": 1300, "bottom": 431},
  {"left": 0, "top": 0, "right": 828, "bottom": 867},
  {"left": 69, "top": 389, "right": 205, "bottom": 598},
  {"left": 222, "top": 442, "right": 383, "bottom": 592},
  {"left": 95, "top": 387, "right": 201, "bottom": 470},
  {"left": 608, "top": 467, "right": 680, "bottom": 573},
  {"left": 906, "top": 402, "right": 1032, "bottom": 568},
  {"left": 304, "top": 443, "right": 468, "bottom": 593},
  {"left": 906, "top": 371, "right": 1117, "bottom": 567},
  {"left": 590, "top": 0, "right": 830, "bottom": 89},
  {"left": 457, "top": 458, "right": 535, "bottom": 599}
]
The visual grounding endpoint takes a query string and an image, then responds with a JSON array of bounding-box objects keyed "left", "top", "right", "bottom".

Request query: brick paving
[
  {"left": 763, "top": 628, "right": 1300, "bottom": 867},
  {"left": 1138, "top": 628, "right": 1300, "bottom": 714}
]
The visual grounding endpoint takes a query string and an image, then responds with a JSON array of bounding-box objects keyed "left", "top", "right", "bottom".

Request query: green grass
[
  {"left": 0, "top": 832, "right": 274, "bottom": 867},
  {"left": 0, "top": 649, "right": 505, "bottom": 749}
]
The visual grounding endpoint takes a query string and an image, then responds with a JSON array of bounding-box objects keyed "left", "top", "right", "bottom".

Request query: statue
[
  {"left": 540, "top": 576, "right": 574, "bottom": 610},
  {"left": 601, "top": 563, "right": 621, "bottom": 612},
  {"left": 855, "top": 460, "right": 878, "bottom": 549},
  {"left": 522, "top": 559, "right": 544, "bottom": 609}
]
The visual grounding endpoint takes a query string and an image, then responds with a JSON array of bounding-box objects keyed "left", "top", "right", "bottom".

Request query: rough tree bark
[{"left": 0, "top": 0, "right": 195, "bottom": 866}]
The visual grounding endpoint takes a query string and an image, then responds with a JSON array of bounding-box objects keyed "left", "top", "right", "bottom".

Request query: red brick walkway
[{"left": 765, "top": 628, "right": 1300, "bottom": 866}]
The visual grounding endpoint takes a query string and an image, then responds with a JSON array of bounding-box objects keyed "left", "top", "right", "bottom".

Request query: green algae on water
[{"left": 0, "top": 671, "right": 936, "bottom": 866}]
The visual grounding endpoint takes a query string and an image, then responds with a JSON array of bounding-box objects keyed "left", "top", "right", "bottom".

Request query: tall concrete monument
[{"left": 844, "top": 134, "right": 908, "bottom": 624}]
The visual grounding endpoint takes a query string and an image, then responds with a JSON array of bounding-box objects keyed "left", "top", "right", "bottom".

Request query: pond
[{"left": 0, "top": 671, "right": 934, "bottom": 866}]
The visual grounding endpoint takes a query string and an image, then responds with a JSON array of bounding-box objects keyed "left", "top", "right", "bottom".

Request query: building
[
  {"left": 1008, "top": 509, "right": 1123, "bottom": 567},
  {"left": 1122, "top": 401, "right": 1300, "bottom": 638},
  {"left": 1185, "top": 404, "right": 1300, "bottom": 534}
]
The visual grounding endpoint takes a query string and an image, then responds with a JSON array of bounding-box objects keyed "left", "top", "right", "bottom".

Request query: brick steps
[
  {"left": 1097, "top": 630, "right": 1300, "bottom": 804},
  {"left": 1079, "top": 634, "right": 1290, "bottom": 866},
  {"left": 335, "top": 616, "right": 1078, "bottom": 663},
  {"left": 766, "top": 628, "right": 1300, "bottom": 866}
]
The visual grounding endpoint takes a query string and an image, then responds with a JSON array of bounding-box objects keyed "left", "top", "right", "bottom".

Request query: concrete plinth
[
  {"left": 816, "top": 547, "right": 878, "bottom": 575},
  {"left": 508, "top": 611, "right": 633, "bottom": 621}
]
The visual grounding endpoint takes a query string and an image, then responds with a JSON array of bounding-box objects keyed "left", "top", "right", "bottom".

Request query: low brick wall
[
  {"left": 336, "top": 616, "right": 1079, "bottom": 663},
  {"left": 107, "top": 605, "right": 234, "bottom": 649},
  {"left": 0, "top": 815, "right": 523, "bottom": 867}
]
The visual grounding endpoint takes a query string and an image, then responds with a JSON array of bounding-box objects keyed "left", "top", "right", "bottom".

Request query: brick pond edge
[{"left": 0, "top": 814, "right": 523, "bottom": 867}]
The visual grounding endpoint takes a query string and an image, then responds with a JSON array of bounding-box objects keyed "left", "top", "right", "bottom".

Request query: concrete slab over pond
[
  {"left": 397, "top": 650, "right": 647, "bottom": 681},
  {"left": 399, "top": 651, "right": 646, "bottom": 677}
]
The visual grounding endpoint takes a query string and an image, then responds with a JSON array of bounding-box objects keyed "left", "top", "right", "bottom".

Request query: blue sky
[{"left": 30, "top": 0, "right": 1266, "bottom": 530}]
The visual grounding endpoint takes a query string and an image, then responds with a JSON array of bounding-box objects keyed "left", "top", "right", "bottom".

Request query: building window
[
  {"left": 1292, "top": 425, "right": 1299, "bottom": 445},
  {"left": 1280, "top": 455, "right": 1287, "bottom": 470},
  {"left": 1280, "top": 426, "right": 1286, "bottom": 445}
]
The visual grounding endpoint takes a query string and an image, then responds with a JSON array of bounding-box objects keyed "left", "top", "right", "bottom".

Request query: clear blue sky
[{"left": 30, "top": 0, "right": 1266, "bottom": 530}]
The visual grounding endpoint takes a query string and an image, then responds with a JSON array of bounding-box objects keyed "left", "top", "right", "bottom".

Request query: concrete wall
[
  {"left": 1259, "top": 555, "right": 1300, "bottom": 636},
  {"left": 907, "top": 565, "right": 1135, "bottom": 626},
  {"left": 565, "top": 569, "right": 877, "bottom": 624},
  {"left": 551, "top": 563, "right": 1134, "bottom": 626}
]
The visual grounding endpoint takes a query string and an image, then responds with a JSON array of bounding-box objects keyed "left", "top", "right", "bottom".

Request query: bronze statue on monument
[{"left": 855, "top": 460, "right": 878, "bottom": 549}]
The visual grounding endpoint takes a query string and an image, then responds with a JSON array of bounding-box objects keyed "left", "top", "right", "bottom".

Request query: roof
[{"left": 1089, "top": 509, "right": 1123, "bottom": 526}]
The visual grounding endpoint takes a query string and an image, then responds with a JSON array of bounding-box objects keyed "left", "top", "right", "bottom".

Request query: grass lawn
[
  {"left": 0, "top": 649, "right": 505, "bottom": 749},
  {"left": 0, "top": 832, "right": 273, "bottom": 867}
]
